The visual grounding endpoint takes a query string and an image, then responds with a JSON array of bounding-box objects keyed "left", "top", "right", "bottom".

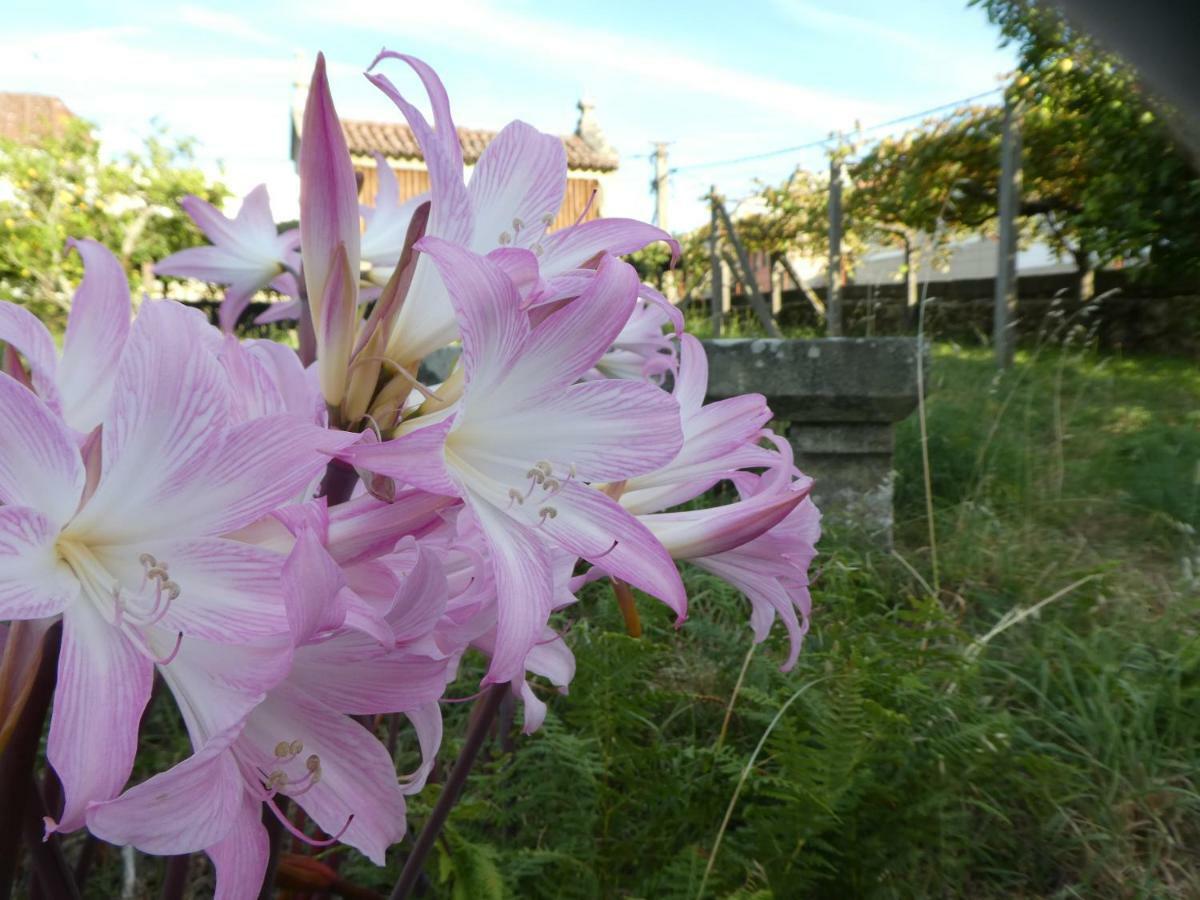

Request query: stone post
[{"left": 702, "top": 337, "right": 928, "bottom": 545}]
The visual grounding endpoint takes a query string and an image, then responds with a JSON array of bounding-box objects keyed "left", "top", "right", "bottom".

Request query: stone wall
[{"left": 701, "top": 272, "right": 1200, "bottom": 357}]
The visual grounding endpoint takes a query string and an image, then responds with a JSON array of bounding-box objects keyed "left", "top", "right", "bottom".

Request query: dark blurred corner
[{"left": 1051, "top": 0, "right": 1200, "bottom": 164}]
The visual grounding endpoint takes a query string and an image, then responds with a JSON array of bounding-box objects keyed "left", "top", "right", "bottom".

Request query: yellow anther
[{"left": 274, "top": 741, "right": 291, "bottom": 758}]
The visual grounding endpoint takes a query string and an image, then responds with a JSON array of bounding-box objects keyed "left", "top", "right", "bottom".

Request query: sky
[{"left": 0, "top": 0, "right": 1017, "bottom": 233}]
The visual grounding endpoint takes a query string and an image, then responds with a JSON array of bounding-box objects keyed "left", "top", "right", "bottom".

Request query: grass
[
  {"left": 411, "top": 342, "right": 1200, "bottom": 899},
  {"left": 46, "top": 341, "right": 1200, "bottom": 898}
]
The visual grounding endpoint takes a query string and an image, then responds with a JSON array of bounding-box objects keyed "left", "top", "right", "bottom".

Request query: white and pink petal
[
  {"left": 47, "top": 600, "right": 155, "bottom": 833},
  {"left": 0, "top": 506, "right": 78, "bottom": 620},
  {"left": 85, "top": 723, "right": 246, "bottom": 855},
  {"left": 0, "top": 372, "right": 84, "bottom": 526}
]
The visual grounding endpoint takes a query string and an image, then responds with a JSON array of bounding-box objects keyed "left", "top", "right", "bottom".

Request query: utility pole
[
  {"left": 827, "top": 156, "right": 844, "bottom": 336},
  {"left": 994, "top": 95, "right": 1023, "bottom": 368},
  {"left": 708, "top": 187, "right": 722, "bottom": 338},
  {"left": 652, "top": 143, "right": 679, "bottom": 301},
  {"left": 652, "top": 142, "right": 669, "bottom": 232}
]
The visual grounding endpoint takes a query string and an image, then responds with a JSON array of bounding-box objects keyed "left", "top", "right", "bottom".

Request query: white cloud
[
  {"left": 765, "top": 0, "right": 1013, "bottom": 111},
  {"left": 176, "top": 5, "right": 282, "bottom": 47},
  {"left": 766, "top": 0, "right": 941, "bottom": 53},
  {"left": 296, "top": 0, "right": 928, "bottom": 230},
  {"left": 0, "top": 6, "right": 1010, "bottom": 234},
  {"left": 302, "top": 0, "right": 892, "bottom": 127}
]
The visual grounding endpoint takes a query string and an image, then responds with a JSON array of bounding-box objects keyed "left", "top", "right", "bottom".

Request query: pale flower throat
[{"left": 55, "top": 539, "right": 183, "bottom": 663}]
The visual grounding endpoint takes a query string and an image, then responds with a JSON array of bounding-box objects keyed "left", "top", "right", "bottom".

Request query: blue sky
[{"left": 0, "top": 0, "right": 1015, "bottom": 231}]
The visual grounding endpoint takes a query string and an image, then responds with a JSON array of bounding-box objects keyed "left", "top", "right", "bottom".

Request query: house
[
  {"left": 722, "top": 190, "right": 1081, "bottom": 290},
  {"left": 0, "top": 93, "right": 76, "bottom": 144},
  {"left": 290, "top": 77, "right": 619, "bottom": 230},
  {"left": 848, "top": 233, "right": 1078, "bottom": 286}
]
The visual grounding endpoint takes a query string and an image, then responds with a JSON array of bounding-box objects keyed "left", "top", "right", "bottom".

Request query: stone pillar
[{"left": 702, "top": 337, "right": 928, "bottom": 545}]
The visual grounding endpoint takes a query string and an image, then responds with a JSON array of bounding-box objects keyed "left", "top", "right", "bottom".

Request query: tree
[
  {"left": 847, "top": 113, "right": 999, "bottom": 320},
  {"left": 0, "top": 118, "right": 228, "bottom": 327},
  {"left": 973, "top": 0, "right": 1200, "bottom": 295}
]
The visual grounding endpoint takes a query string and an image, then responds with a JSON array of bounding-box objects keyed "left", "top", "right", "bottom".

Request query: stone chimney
[
  {"left": 575, "top": 95, "right": 614, "bottom": 157},
  {"left": 290, "top": 51, "right": 310, "bottom": 169}
]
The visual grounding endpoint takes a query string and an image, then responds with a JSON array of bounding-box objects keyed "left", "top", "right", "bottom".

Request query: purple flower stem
[
  {"left": 258, "top": 804, "right": 286, "bottom": 900},
  {"left": 159, "top": 854, "right": 190, "bottom": 900},
  {"left": 389, "top": 683, "right": 507, "bottom": 900},
  {"left": 319, "top": 458, "right": 360, "bottom": 506},
  {"left": 0, "top": 622, "right": 67, "bottom": 900}
]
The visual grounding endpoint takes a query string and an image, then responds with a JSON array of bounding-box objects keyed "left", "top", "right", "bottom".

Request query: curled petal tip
[{"left": 367, "top": 47, "right": 391, "bottom": 72}]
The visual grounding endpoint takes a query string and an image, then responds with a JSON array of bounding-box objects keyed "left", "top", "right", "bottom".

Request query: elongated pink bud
[
  {"left": 300, "top": 53, "right": 360, "bottom": 405},
  {"left": 317, "top": 242, "right": 357, "bottom": 406}
]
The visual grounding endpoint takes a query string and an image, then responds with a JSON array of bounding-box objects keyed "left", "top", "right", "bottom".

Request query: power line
[
  {"left": 671, "top": 86, "right": 1002, "bottom": 173},
  {"left": 672, "top": 136, "right": 831, "bottom": 173},
  {"left": 861, "top": 87, "right": 1002, "bottom": 134}
]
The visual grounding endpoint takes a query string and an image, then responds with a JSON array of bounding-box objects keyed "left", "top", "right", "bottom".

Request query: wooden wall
[{"left": 356, "top": 162, "right": 602, "bottom": 232}]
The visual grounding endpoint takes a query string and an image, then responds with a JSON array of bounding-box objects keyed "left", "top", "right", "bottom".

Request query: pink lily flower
[
  {"left": 588, "top": 290, "right": 681, "bottom": 382},
  {"left": 472, "top": 624, "right": 575, "bottom": 734},
  {"left": 342, "top": 238, "right": 687, "bottom": 683},
  {"left": 366, "top": 51, "right": 678, "bottom": 366},
  {"left": 619, "top": 334, "right": 777, "bottom": 516},
  {"left": 360, "top": 150, "right": 429, "bottom": 277},
  {"left": 300, "top": 52, "right": 361, "bottom": 407},
  {"left": 156, "top": 185, "right": 300, "bottom": 333},
  {"left": 681, "top": 488, "right": 821, "bottom": 672},
  {"left": 88, "top": 536, "right": 454, "bottom": 897},
  {"left": 0, "top": 239, "right": 130, "bottom": 434},
  {"left": 231, "top": 486, "right": 460, "bottom": 644},
  {"left": 220, "top": 336, "right": 325, "bottom": 425},
  {"left": 420, "top": 509, "right": 578, "bottom": 733},
  {"left": 640, "top": 440, "right": 820, "bottom": 671},
  {"left": 0, "top": 298, "right": 354, "bottom": 832}
]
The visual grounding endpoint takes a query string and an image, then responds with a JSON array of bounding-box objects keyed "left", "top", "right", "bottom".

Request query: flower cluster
[{"left": 0, "top": 50, "right": 819, "bottom": 897}]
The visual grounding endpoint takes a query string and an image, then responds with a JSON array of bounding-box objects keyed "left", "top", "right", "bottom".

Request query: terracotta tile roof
[
  {"left": 0, "top": 93, "right": 76, "bottom": 144},
  {"left": 341, "top": 119, "right": 619, "bottom": 172}
]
